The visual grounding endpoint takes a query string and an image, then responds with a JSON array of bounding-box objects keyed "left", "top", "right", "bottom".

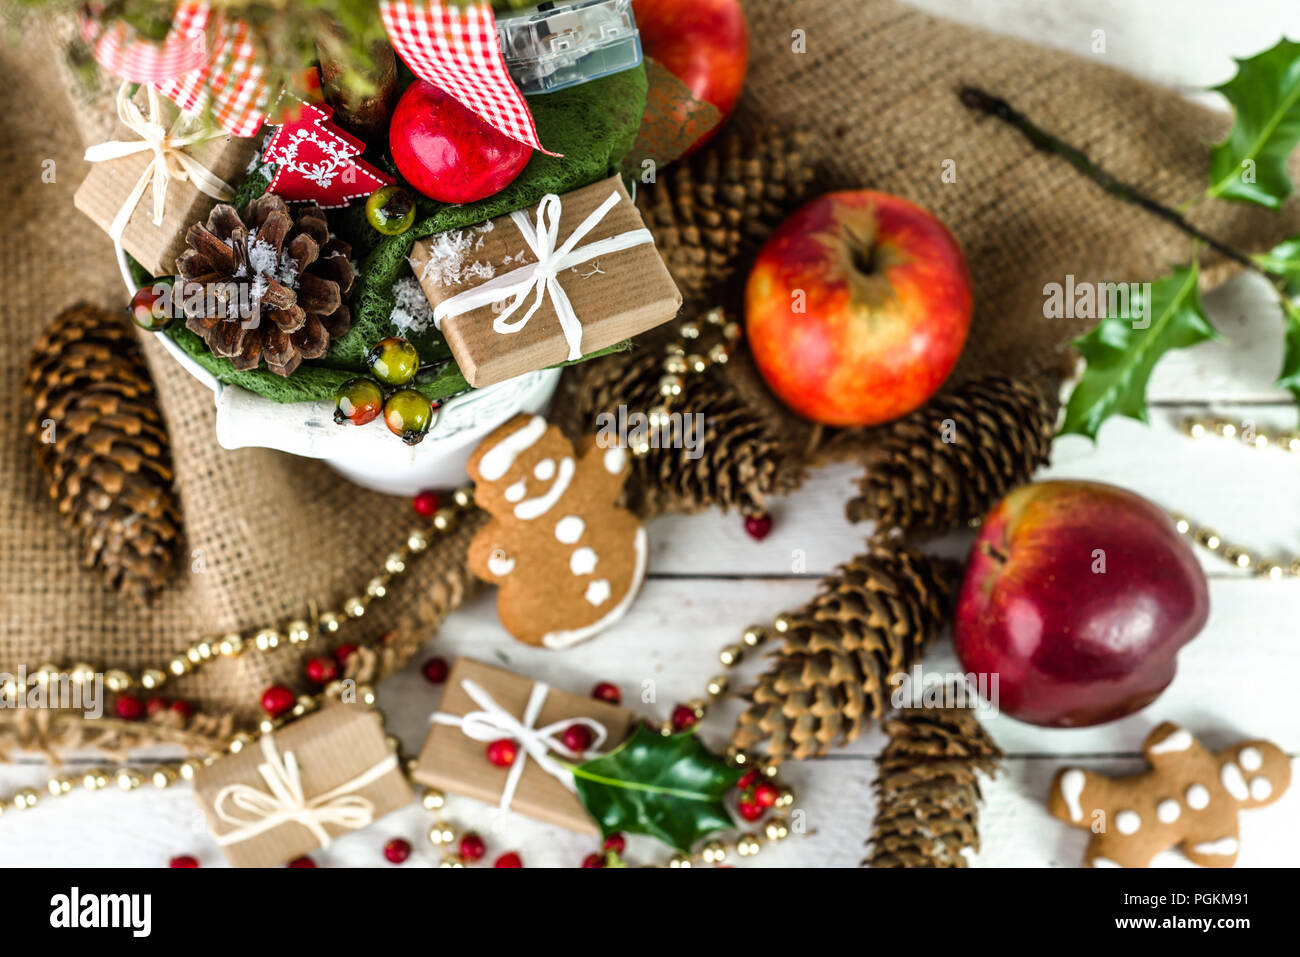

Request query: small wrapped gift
[
  {"left": 192, "top": 703, "right": 411, "bottom": 868},
  {"left": 410, "top": 174, "right": 682, "bottom": 388},
  {"left": 73, "top": 85, "right": 259, "bottom": 277},
  {"left": 414, "top": 657, "right": 636, "bottom": 833}
]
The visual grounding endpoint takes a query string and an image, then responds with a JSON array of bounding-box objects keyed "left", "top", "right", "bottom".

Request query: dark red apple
[
  {"left": 634, "top": 0, "right": 748, "bottom": 154},
  {"left": 954, "top": 481, "right": 1210, "bottom": 727},
  {"left": 745, "top": 190, "right": 972, "bottom": 426},
  {"left": 389, "top": 80, "right": 531, "bottom": 204}
]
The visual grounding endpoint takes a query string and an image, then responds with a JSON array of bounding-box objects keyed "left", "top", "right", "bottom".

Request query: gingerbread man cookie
[
  {"left": 467, "top": 414, "right": 647, "bottom": 649},
  {"left": 1048, "top": 722, "right": 1291, "bottom": 868}
]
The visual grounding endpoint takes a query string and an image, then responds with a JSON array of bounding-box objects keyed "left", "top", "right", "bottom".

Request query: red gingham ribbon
[
  {"left": 79, "top": 1, "right": 210, "bottom": 84},
  {"left": 153, "top": 15, "right": 271, "bottom": 138},
  {"left": 380, "top": 0, "right": 557, "bottom": 156}
]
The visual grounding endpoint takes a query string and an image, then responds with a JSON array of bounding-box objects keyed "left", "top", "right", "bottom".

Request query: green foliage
[
  {"left": 1278, "top": 300, "right": 1300, "bottom": 413},
  {"left": 1207, "top": 39, "right": 1300, "bottom": 209},
  {"left": 1061, "top": 264, "right": 1218, "bottom": 440},
  {"left": 571, "top": 725, "right": 744, "bottom": 852}
]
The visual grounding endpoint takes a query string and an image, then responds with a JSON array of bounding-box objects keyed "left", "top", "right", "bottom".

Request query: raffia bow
[
  {"left": 431, "top": 189, "right": 654, "bottom": 361},
  {"left": 83, "top": 83, "right": 236, "bottom": 242},
  {"left": 212, "top": 733, "right": 398, "bottom": 848},
  {"left": 430, "top": 678, "right": 607, "bottom": 813}
]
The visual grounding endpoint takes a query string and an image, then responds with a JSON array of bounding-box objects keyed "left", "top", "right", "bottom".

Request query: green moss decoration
[{"left": 163, "top": 65, "right": 648, "bottom": 404}]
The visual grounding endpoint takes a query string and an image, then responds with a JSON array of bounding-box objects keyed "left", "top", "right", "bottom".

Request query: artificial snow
[
  {"left": 417, "top": 221, "right": 497, "bottom": 289},
  {"left": 390, "top": 275, "right": 440, "bottom": 334}
]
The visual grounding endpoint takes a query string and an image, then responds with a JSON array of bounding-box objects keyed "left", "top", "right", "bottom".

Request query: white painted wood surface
[{"left": 3, "top": 0, "right": 1298, "bottom": 868}]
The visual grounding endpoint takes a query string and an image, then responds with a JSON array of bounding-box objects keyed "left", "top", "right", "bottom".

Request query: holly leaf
[
  {"left": 571, "top": 725, "right": 743, "bottom": 851},
  {"left": 1207, "top": 39, "right": 1300, "bottom": 208},
  {"left": 1250, "top": 240, "right": 1300, "bottom": 415},
  {"left": 1253, "top": 236, "right": 1300, "bottom": 293},
  {"left": 1060, "top": 264, "right": 1219, "bottom": 440}
]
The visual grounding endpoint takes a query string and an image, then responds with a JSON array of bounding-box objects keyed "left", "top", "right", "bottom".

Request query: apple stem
[
  {"left": 979, "top": 541, "right": 1009, "bottom": 565},
  {"left": 843, "top": 225, "right": 876, "bottom": 275},
  {"left": 957, "top": 86, "right": 1276, "bottom": 285}
]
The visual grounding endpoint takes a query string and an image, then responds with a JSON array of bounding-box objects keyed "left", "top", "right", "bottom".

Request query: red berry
[
  {"left": 736, "top": 770, "right": 758, "bottom": 791},
  {"left": 383, "top": 838, "right": 412, "bottom": 864},
  {"left": 603, "top": 833, "right": 626, "bottom": 855},
  {"left": 744, "top": 512, "right": 773, "bottom": 541},
  {"left": 738, "top": 799, "right": 765, "bottom": 822},
  {"left": 115, "top": 695, "right": 144, "bottom": 721},
  {"left": 412, "top": 489, "right": 440, "bottom": 518},
  {"left": 288, "top": 856, "right": 317, "bottom": 868},
  {"left": 670, "top": 704, "right": 698, "bottom": 732},
  {"left": 459, "top": 832, "right": 486, "bottom": 862},
  {"left": 494, "top": 852, "right": 523, "bottom": 868},
  {"left": 145, "top": 696, "right": 169, "bottom": 717},
  {"left": 562, "top": 723, "right": 594, "bottom": 754},
  {"left": 421, "top": 656, "right": 449, "bottom": 684},
  {"left": 260, "top": 684, "right": 295, "bottom": 718},
  {"left": 170, "top": 699, "right": 193, "bottom": 719},
  {"left": 333, "top": 377, "right": 384, "bottom": 427},
  {"left": 755, "top": 781, "right": 780, "bottom": 807},
  {"left": 486, "top": 738, "right": 518, "bottom": 767},
  {"left": 591, "top": 681, "right": 622, "bottom": 704},
  {"left": 129, "top": 282, "right": 172, "bottom": 331},
  {"left": 333, "top": 643, "right": 359, "bottom": 666},
  {"left": 305, "top": 656, "right": 338, "bottom": 685},
  {"left": 168, "top": 855, "right": 199, "bottom": 868},
  {"left": 581, "top": 853, "right": 604, "bottom": 868}
]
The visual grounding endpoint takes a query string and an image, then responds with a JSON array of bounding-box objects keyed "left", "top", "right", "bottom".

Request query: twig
[{"left": 958, "top": 86, "right": 1273, "bottom": 281}]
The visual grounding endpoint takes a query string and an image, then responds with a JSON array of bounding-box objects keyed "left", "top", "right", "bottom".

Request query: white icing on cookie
[
  {"left": 1156, "top": 799, "right": 1180, "bottom": 824},
  {"left": 585, "top": 579, "right": 611, "bottom": 606},
  {"left": 487, "top": 549, "right": 515, "bottom": 577},
  {"left": 534, "top": 458, "right": 556, "bottom": 480},
  {"left": 570, "top": 547, "right": 598, "bottom": 575},
  {"left": 1250, "top": 777, "right": 1272, "bottom": 801},
  {"left": 1090, "top": 857, "right": 1121, "bottom": 868},
  {"left": 505, "top": 480, "right": 527, "bottom": 503},
  {"left": 555, "top": 515, "right": 584, "bottom": 544},
  {"left": 1238, "top": 747, "right": 1262, "bottom": 772},
  {"left": 1221, "top": 763, "right": 1249, "bottom": 801},
  {"left": 604, "top": 446, "right": 626, "bottom": 474},
  {"left": 479, "top": 416, "right": 546, "bottom": 481},
  {"left": 541, "top": 528, "right": 648, "bottom": 651},
  {"left": 1059, "top": 769, "right": 1086, "bottom": 822},
  {"left": 1192, "top": 837, "right": 1239, "bottom": 856},
  {"left": 1149, "top": 728, "right": 1193, "bottom": 754},
  {"left": 1115, "top": 810, "right": 1141, "bottom": 835},
  {"left": 515, "top": 457, "right": 574, "bottom": 521},
  {"left": 1186, "top": 784, "right": 1210, "bottom": 810}
]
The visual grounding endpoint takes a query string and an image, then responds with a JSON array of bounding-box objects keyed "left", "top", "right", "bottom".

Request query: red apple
[
  {"left": 954, "top": 481, "right": 1210, "bottom": 728},
  {"left": 389, "top": 80, "right": 531, "bottom": 204},
  {"left": 634, "top": 0, "right": 748, "bottom": 153},
  {"left": 745, "top": 191, "right": 972, "bottom": 427}
]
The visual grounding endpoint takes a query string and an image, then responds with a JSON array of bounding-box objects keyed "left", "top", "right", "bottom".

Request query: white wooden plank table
[{"left": 2, "top": 0, "right": 1298, "bottom": 868}]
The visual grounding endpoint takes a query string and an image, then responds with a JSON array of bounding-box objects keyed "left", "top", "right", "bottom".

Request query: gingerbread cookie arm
[
  {"left": 468, "top": 523, "right": 517, "bottom": 585},
  {"left": 1180, "top": 820, "right": 1241, "bottom": 868},
  {"left": 1141, "top": 722, "right": 1204, "bottom": 767},
  {"left": 578, "top": 436, "right": 631, "bottom": 506}
]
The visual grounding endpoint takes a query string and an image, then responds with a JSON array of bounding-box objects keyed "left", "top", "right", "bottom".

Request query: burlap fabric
[{"left": 3, "top": 1, "right": 1296, "bottom": 754}]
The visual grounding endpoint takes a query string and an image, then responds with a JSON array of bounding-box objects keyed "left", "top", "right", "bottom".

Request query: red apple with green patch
[
  {"left": 744, "top": 191, "right": 972, "bottom": 427},
  {"left": 954, "top": 480, "right": 1210, "bottom": 728}
]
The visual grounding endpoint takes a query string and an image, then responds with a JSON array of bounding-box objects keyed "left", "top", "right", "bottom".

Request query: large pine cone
[
  {"left": 636, "top": 126, "right": 821, "bottom": 307},
  {"left": 865, "top": 706, "right": 1002, "bottom": 868},
  {"left": 846, "top": 375, "right": 1056, "bottom": 538},
  {"left": 731, "top": 543, "right": 958, "bottom": 762},
  {"left": 25, "top": 304, "right": 183, "bottom": 604},
  {"left": 177, "top": 195, "right": 355, "bottom": 377}
]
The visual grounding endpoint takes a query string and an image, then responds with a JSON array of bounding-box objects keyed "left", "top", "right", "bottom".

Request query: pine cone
[
  {"left": 25, "top": 304, "right": 183, "bottom": 603},
  {"left": 865, "top": 706, "right": 1002, "bottom": 868},
  {"left": 732, "top": 543, "right": 958, "bottom": 762},
  {"left": 846, "top": 375, "right": 1056, "bottom": 537},
  {"left": 562, "top": 345, "right": 796, "bottom": 517},
  {"left": 636, "top": 126, "right": 821, "bottom": 306},
  {"left": 177, "top": 195, "right": 355, "bottom": 377}
]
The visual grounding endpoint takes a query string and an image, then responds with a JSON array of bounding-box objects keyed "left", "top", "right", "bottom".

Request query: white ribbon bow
[
  {"left": 212, "top": 733, "right": 398, "bottom": 848},
  {"left": 431, "top": 678, "right": 607, "bottom": 813},
  {"left": 84, "top": 83, "right": 236, "bottom": 242},
  {"left": 432, "top": 189, "right": 654, "bottom": 361}
]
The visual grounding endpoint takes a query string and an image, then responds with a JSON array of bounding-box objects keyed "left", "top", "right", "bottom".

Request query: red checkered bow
[
  {"left": 152, "top": 14, "right": 271, "bottom": 138},
  {"left": 380, "top": 0, "right": 558, "bottom": 155},
  {"left": 79, "top": 1, "right": 210, "bottom": 84}
]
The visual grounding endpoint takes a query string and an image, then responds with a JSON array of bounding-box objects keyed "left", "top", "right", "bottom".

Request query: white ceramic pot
[{"left": 117, "top": 243, "right": 560, "bottom": 496}]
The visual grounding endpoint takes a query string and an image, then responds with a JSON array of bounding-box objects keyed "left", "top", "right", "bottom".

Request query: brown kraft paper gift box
[
  {"left": 410, "top": 174, "right": 682, "bottom": 388},
  {"left": 193, "top": 703, "right": 412, "bottom": 867},
  {"left": 414, "top": 657, "right": 637, "bottom": 833},
  {"left": 73, "top": 92, "right": 259, "bottom": 278}
]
